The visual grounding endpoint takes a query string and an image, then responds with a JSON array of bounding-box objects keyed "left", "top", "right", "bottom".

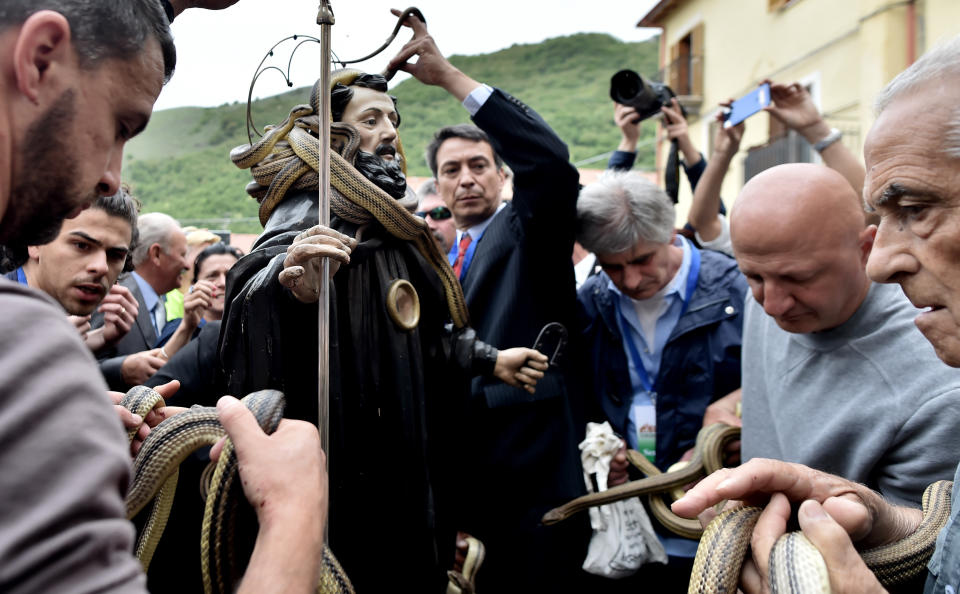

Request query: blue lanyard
[
  {"left": 616, "top": 246, "right": 701, "bottom": 393},
  {"left": 15, "top": 267, "right": 28, "bottom": 286}
]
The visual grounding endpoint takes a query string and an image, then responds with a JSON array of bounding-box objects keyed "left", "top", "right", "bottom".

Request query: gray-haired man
[{"left": 576, "top": 169, "right": 747, "bottom": 588}]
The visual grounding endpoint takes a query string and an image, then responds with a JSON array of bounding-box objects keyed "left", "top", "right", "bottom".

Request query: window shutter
[
  {"left": 691, "top": 23, "right": 705, "bottom": 96},
  {"left": 668, "top": 41, "right": 681, "bottom": 92}
]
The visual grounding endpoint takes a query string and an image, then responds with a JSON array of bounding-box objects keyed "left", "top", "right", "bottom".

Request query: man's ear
[
  {"left": 149, "top": 243, "right": 163, "bottom": 264},
  {"left": 859, "top": 224, "right": 877, "bottom": 265},
  {"left": 27, "top": 245, "right": 42, "bottom": 261},
  {"left": 12, "top": 11, "right": 73, "bottom": 104}
]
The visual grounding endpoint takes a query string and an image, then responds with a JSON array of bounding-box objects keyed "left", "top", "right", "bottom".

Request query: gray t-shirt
[
  {"left": 0, "top": 280, "right": 145, "bottom": 592},
  {"left": 742, "top": 281, "right": 960, "bottom": 506}
]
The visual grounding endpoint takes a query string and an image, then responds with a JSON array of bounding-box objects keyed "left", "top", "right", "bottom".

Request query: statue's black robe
[{"left": 219, "top": 189, "right": 485, "bottom": 592}]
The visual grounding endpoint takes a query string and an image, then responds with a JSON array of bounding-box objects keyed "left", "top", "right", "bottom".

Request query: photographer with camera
[
  {"left": 610, "top": 97, "right": 704, "bottom": 182},
  {"left": 607, "top": 70, "right": 726, "bottom": 249}
]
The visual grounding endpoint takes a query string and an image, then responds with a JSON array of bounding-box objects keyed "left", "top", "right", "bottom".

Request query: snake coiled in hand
[
  {"left": 122, "top": 386, "right": 354, "bottom": 594},
  {"left": 689, "top": 479, "right": 952, "bottom": 593},
  {"left": 542, "top": 423, "right": 952, "bottom": 593}
]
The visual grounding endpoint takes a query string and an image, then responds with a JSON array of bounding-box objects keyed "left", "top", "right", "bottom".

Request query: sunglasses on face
[{"left": 414, "top": 206, "right": 452, "bottom": 221}]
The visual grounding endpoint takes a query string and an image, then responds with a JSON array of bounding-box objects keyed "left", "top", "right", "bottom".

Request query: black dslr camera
[
  {"left": 609, "top": 69, "right": 679, "bottom": 122},
  {"left": 609, "top": 70, "right": 686, "bottom": 203}
]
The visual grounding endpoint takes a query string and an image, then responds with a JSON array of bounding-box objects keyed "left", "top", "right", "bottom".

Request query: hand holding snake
[
  {"left": 385, "top": 8, "right": 482, "bottom": 102},
  {"left": 109, "top": 379, "right": 185, "bottom": 456},
  {"left": 673, "top": 458, "right": 927, "bottom": 593},
  {"left": 744, "top": 493, "right": 888, "bottom": 593},
  {"left": 207, "top": 395, "right": 331, "bottom": 593}
]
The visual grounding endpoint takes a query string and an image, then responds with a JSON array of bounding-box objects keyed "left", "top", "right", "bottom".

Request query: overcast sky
[{"left": 155, "top": 0, "right": 660, "bottom": 110}]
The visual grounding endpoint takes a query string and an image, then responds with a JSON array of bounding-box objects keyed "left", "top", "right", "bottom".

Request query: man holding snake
[
  {"left": 674, "top": 34, "right": 960, "bottom": 594},
  {"left": 0, "top": 1, "right": 329, "bottom": 592}
]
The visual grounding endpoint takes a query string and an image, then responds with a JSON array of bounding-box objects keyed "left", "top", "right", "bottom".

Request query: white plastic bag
[{"left": 579, "top": 421, "right": 667, "bottom": 578}]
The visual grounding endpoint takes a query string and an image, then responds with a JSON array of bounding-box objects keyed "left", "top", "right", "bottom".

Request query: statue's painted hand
[
  {"left": 279, "top": 225, "right": 358, "bottom": 303},
  {"left": 494, "top": 347, "right": 549, "bottom": 394}
]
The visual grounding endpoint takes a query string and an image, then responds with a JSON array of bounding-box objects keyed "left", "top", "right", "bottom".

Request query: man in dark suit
[
  {"left": 94, "top": 211, "right": 189, "bottom": 390},
  {"left": 388, "top": 13, "right": 589, "bottom": 591}
]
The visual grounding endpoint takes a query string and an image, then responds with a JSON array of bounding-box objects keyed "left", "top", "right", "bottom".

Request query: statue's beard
[{"left": 354, "top": 143, "right": 406, "bottom": 200}]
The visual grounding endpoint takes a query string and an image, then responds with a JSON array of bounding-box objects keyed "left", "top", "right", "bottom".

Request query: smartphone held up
[{"left": 723, "top": 82, "right": 770, "bottom": 129}]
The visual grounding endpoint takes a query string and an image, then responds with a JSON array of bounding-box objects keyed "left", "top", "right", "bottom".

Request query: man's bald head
[
  {"left": 731, "top": 163, "right": 874, "bottom": 334},
  {"left": 732, "top": 163, "right": 865, "bottom": 254}
]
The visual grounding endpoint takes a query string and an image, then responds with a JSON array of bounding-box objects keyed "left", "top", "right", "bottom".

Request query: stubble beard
[{"left": 0, "top": 90, "right": 93, "bottom": 270}]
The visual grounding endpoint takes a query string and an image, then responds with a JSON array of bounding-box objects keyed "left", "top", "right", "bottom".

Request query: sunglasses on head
[{"left": 414, "top": 206, "right": 452, "bottom": 221}]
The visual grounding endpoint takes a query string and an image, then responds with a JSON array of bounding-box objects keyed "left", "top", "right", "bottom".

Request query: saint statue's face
[{"left": 339, "top": 86, "right": 399, "bottom": 163}]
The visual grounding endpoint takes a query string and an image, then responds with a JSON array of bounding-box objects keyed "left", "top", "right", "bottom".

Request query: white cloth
[{"left": 579, "top": 421, "right": 666, "bottom": 577}]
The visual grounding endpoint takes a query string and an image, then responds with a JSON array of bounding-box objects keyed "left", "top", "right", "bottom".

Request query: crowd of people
[{"left": 3, "top": 1, "right": 960, "bottom": 593}]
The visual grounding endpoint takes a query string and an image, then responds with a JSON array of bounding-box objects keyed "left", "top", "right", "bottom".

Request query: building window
[{"left": 668, "top": 23, "right": 704, "bottom": 97}]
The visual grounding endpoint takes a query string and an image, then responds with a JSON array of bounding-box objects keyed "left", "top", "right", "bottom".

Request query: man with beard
[
  {"left": 223, "top": 64, "right": 549, "bottom": 590},
  {"left": 0, "top": 1, "right": 331, "bottom": 592},
  {"left": 7, "top": 189, "right": 140, "bottom": 353}
]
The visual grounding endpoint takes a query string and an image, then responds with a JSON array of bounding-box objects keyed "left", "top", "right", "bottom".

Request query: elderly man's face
[
  {"left": 150, "top": 229, "right": 189, "bottom": 294},
  {"left": 864, "top": 85, "right": 960, "bottom": 366},
  {"left": 596, "top": 233, "right": 679, "bottom": 301},
  {"left": 339, "top": 86, "right": 399, "bottom": 161},
  {"left": 27, "top": 208, "right": 132, "bottom": 316}
]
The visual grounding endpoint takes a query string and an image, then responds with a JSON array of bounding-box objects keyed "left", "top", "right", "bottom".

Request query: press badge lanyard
[{"left": 616, "top": 247, "right": 701, "bottom": 395}]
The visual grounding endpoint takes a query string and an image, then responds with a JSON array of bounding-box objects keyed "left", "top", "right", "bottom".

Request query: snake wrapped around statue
[{"left": 229, "top": 69, "right": 470, "bottom": 329}]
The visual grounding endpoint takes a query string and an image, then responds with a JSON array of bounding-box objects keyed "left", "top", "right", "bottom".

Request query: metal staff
[
  {"left": 316, "top": 1, "right": 333, "bottom": 458},
  {"left": 312, "top": 4, "right": 426, "bottom": 457}
]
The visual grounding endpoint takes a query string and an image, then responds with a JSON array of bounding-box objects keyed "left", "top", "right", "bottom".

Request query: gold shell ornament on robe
[{"left": 386, "top": 279, "right": 420, "bottom": 330}]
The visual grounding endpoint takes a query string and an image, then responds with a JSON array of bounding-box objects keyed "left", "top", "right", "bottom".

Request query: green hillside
[{"left": 123, "top": 33, "right": 660, "bottom": 233}]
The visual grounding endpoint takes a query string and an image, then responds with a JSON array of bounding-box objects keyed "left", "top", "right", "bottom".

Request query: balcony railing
[{"left": 744, "top": 121, "right": 860, "bottom": 183}]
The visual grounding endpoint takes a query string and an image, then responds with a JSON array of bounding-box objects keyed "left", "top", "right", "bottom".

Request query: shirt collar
[
  {"left": 458, "top": 201, "right": 507, "bottom": 243},
  {"left": 131, "top": 271, "right": 161, "bottom": 311}
]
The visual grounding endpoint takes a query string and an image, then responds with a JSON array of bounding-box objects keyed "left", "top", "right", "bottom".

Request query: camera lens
[{"left": 610, "top": 70, "right": 643, "bottom": 105}]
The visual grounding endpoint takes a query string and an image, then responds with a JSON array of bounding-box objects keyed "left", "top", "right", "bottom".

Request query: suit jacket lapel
[
  {"left": 122, "top": 274, "right": 158, "bottom": 349},
  {"left": 462, "top": 205, "right": 512, "bottom": 298}
]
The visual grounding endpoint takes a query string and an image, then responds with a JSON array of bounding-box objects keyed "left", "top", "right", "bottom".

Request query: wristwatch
[{"left": 813, "top": 127, "right": 842, "bottom": 152}]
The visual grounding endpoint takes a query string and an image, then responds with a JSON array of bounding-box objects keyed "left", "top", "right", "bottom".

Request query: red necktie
[{"left": 452, "top": 233, "right": 473, "bottom": 279}]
